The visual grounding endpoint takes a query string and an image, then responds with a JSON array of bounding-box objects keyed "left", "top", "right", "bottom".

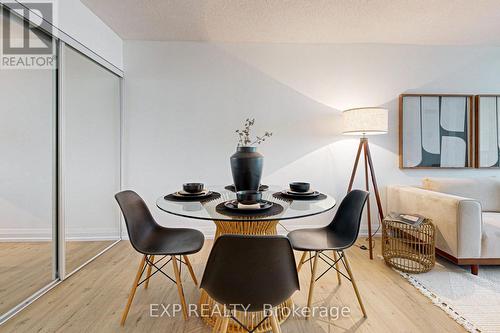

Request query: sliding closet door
[
  {"left": 61, "top": 45, "right": 121, "bottom": 275},
  {"left": 0, "top": 11, "right": 56, "bottom": 316}
]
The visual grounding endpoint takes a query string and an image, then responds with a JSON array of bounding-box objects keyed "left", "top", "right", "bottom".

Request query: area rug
[{"left": 395, "top": 259, "right": 500, "bottom": 332}]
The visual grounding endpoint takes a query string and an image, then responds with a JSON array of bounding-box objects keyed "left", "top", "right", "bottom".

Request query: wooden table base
[
  {"left": 200, "top": 219, "right": 293, "bottom": 333},
  {"left": 200, "top": 291, "right": 292, "bottom": 333},
  {"left": 213, "top": 220, "right": 279, "bottom": 238}
]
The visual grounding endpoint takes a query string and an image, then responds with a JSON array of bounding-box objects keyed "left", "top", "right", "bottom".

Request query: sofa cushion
[
  {"left": 422, "top": 177, "right": 500, "bottom": 212},
  {"left": 481, "top": 212, "right": 500, "bottom": 258}
]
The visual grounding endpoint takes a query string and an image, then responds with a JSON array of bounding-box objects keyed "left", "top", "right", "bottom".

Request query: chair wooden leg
[
  {"left": 120, "top": 255, "right": 147, "bottom": 326},
  {"left": 333, "top": 251, "right": 342, "bottom": 285},
  {"left": 269, "top": 310, "right": 282, "bottom": 333},
  {"left": 144, "top": 255, "right": 155, "bottom": 289},
  {"left": 306, "top": 251, "right": 319, "bottom": 318},
  {"left": 220, "top": 316, "right": 230, "bottom": 333},
  {"left": 172, "top": 255, "right": 189, "bottom": 320},
  {"left": 342, "top": 251, "right": 367, "bottom": 318},
  {"left": 297, "top": 251, "right": 308, "bottom": 272},
  {"left": 183, "top": 255, "right": 198, "bottom": 286}
]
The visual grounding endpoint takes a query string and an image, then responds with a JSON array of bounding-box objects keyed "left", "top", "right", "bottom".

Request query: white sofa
[{"left": 387, "top": 177, "right": 500, "bottom": 275}]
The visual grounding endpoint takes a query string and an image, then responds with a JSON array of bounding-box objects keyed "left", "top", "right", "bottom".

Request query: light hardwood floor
[
  {"left": 0, "top": 241, "right": 114, "bottom": 315},
  {"left": 66, "top": 240, "right": 116, "bottom": 274},
  {"left": 1, "top": 239, "right": 464, "bottom": 333}
]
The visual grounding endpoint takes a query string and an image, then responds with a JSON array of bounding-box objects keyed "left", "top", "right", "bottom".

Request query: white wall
[
  {"left": 123, "top": 41, "right": 500, "bottom": 237},
  {"left": 14, "top": 0, "right": 123, "bottom": 69}
]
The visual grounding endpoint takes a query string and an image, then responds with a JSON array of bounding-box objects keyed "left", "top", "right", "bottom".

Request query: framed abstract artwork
[
  {"left": 399, "top": 94, "right": 473, "bottom": 168},
  {"left": 475, "top": 95, "right": 500, "bottom": 168}
]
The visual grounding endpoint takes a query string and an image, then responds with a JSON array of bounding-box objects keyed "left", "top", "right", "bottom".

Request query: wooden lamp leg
[
  {"left": 347, "top": 139, "right": 365, "bottom": 192},
  {"left": 364, "top": 140, "right": 384, "bottom": 222},
  {"left": 363, "top": 141, "right": 374, "bottom": 259},
  {"left": 347, "top": 138, "right": 385, "bottom": 260}
]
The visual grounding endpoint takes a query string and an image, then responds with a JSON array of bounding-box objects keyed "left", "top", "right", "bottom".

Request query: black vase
[{"left": 230, "top": 146, "right": 263, "bottom": 192}]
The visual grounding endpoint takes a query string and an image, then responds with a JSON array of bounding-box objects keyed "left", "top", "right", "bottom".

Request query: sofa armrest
[{"left": 386, "top": 185, "right": 482, "bottom": 259}]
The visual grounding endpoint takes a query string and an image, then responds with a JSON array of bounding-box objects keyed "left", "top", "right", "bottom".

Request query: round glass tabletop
[{"left": 156, "top": 185, "right": 336, "bottom": 222}]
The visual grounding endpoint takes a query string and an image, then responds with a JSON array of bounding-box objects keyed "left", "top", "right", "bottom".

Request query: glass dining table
[{"left": 156, "top": 185, "right": 336, "bottom": 333}]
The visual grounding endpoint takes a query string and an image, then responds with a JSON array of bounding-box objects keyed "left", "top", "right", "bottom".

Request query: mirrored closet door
[
  {"left": 61, "top": 45, "right": 121, "bottom": 276},
  {"left": 0, "top": 4, "right": 122, "bottom": 322},
  {"left": 0, "top": 9, "right": 57, "bottom": 317}
]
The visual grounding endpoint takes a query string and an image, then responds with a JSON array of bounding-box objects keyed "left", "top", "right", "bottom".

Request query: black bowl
[
  {"left": 289, "top": 182, "right": 311, "bottom": 193},
  {"left": 183, "top": 183, "right": 204, "bottom": 193},
  {"left": 236, "top": 190, "right": 262, "bottom": 205}
]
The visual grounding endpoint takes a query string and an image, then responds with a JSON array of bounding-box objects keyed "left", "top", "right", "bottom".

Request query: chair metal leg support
[
  {"left": 172, "top": 255, "right": 189, "bottom": 320},
  {"left": 121, "top": 255, "right": 147, "bottom": 326},
  {"left": 315, "top": 251, "right": 349, "bottom": 282},
  {"left": 140, "top": 255, "right": 175, "bottom": 285},
  {"left": 227, "top": 310, "right": 271, "bottom": 333},
  {"left": 341, "top": 251, "right": 367, "bottom": 318},
  {"left": 306, "top": 251, "right": 319, "bottom": 318}
]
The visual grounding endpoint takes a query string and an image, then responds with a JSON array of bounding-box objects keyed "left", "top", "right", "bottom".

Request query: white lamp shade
[{"left": 342, "top": 107, "right": 388, "bottom": 135}]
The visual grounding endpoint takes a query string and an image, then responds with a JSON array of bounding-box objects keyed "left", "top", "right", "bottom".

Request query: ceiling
[{"left": 82, "top": 0, "right": 500, "bottom": 45}]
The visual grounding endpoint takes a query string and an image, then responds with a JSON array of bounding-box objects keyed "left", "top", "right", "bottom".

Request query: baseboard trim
[{"left": 0, "top": 228, "right": 120, "bottom": 242}]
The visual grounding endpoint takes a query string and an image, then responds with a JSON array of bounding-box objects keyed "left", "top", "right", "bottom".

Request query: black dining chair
[
  {"left": 115, "top": 190, "right": 205, "bottom": 324},
  {"left": 287, "top": 189, "right": 369, "bottom": 318},
  {"left": 200, "top": 235, "right": 300, "bottom": 333}
]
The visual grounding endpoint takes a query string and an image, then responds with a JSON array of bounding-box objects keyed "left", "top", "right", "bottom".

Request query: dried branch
[{"left": 235, "top": 119, "right": 272, "bottom": 147}]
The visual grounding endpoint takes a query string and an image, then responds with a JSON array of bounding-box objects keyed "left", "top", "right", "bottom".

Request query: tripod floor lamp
[{"left": 342, "top": 107, "right": 388, "bottom": 259}]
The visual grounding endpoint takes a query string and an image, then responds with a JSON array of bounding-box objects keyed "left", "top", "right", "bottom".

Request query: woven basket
[{"left": 382, "top": 217, "right": 435, "bottom": 273}]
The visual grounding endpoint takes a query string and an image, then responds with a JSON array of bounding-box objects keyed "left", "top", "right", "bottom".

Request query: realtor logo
[{"left": 1, "top": 1, "right": 57, "bottom": 69}]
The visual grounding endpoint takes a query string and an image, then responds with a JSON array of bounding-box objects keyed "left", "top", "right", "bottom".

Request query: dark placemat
[
  {"left": 215, "top": 200, "right": 284, "bottom": 218},
  {"left": 164, "top": 191, "right": 221, "bottom": 203},
  {"left": 224, "top": 184, "right": 269, "bottom": 192},
  {"left": 272, "top": 191, "right": 327, "bottom": 202}
]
